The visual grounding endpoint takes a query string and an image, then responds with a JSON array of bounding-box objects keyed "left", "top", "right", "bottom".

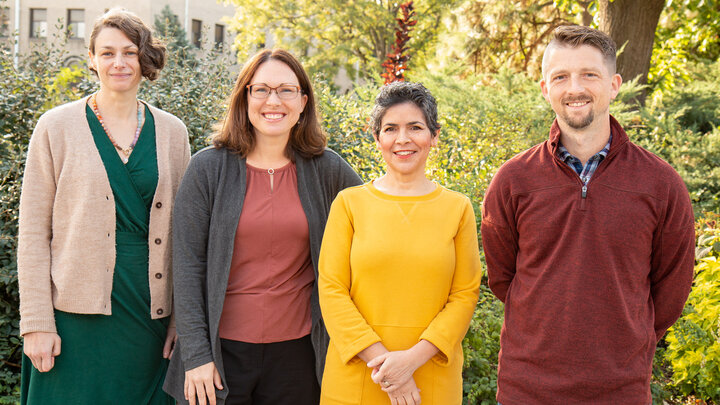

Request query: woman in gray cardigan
[{"left": 164, "top": 49, "right": 361, "bottom": 405}]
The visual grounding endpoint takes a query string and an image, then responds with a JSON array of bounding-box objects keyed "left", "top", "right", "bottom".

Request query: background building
[{"left": 2, "top": 0, "right": 235, "bottom": 65}]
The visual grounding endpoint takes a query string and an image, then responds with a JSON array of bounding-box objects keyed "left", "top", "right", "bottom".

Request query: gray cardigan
[{"left": 163, "top": 146, "right": 362, "bottom": 403}]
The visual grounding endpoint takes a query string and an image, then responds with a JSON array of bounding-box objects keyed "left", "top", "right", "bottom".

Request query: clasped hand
[{"left": 367, "top": 350, "right": 422, "bottom": 404}]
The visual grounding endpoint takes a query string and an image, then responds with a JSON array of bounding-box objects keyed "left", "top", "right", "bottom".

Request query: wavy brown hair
[
  {"left": 212, "top": 49, "right": 326, "bottom": 159},
  {"left": 88, "top": 8, "right": 166, "bottom": 81}
]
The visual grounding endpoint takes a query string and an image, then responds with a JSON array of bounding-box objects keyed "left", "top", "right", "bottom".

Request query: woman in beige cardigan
[{"left": 18, "top": 9, "right": 189, "bottom": 404}]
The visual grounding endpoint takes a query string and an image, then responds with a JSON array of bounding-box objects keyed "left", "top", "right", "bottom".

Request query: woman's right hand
[
  {"left": 23, "top": 331, "right": 61, "bottom": 372},
  {"left": 184, "top": 361, "right": 223, "bottom": 405}
]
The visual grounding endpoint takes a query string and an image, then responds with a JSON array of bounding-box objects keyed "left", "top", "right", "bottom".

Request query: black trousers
[{"left": 220, "top": 335, "right": 320, "bottom": 405}]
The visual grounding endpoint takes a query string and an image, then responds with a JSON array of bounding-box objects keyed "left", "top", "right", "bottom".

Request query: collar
[
  {"left": 548, "top": 115, "right": 629, "bottom": 158},
  {"left": 557, "top": 133, "right": 612, "bottom": 163}
]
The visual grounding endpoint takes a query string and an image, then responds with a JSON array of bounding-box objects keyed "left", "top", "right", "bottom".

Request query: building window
[
  {"left": 0, "top": 7, "right": 9, "bottom": 37},
  {"left": 30, "top": 8, "right": 47, "bottom": 38},
  {"left": 67, "top": 9, "right": 85, "bottom": 39},
  {"left": 214, "top": 24, "right": 224, "bottom": 49},
  {"left": 191, "top": 19, "right": 202, "bottom": 48}
]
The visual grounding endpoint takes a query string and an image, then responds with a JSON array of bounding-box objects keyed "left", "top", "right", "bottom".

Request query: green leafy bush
[
  {"left": 664, "top": 216, "right": 720, "bottom": 402},
  {"left": 462, "top": 286, "right": 503, "bottom": 404},
  {"left": 0, "top": 33, "right": 83, "bottom": 403},
  {"left": 631, "top": 61, "right": 720, "bottom": 214}
]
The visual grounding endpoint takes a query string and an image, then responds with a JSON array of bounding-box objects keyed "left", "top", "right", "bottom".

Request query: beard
[
  {"left": 561, "top": 110, "right": 594, "bottom": 129},
  {"left": 559, "top": 96, "right": 594, "bottom": 129}
]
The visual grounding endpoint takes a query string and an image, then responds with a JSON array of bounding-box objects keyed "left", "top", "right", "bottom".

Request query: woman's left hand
[
  {"left": 368, "top": 350, "right": 419, "bottom": 391},
  {"left": 163, "top": 326, "right": 177, "bottom": 359},
  {"left": 368, "top": 340, "right": 439, "bottom": 392}
]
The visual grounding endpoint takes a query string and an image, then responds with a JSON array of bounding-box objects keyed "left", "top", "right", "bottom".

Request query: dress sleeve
[
  {"left": 319, "top": 192, "right": 382, "bottom": 364},
  {"left": 419, "top": 198, "right": 481, "bottom": 365},
  {"left": 481, "top": 169, "right": 518, "bottom": 303},
  {"left": 18, "top": 117, "right": 58, "bottom": 335},
  {"left": 650, "top": 173, "right": 695, "bottom": 341},
  {"left": 172, "top": 154, "right": 214, "bottom": 371}
]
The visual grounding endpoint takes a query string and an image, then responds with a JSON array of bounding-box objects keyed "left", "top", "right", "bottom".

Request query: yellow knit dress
[{"left": 319, "top": 182, "right": 481, "bottom": 405}]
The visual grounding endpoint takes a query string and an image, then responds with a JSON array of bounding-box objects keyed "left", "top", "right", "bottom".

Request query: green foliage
[
  {"left": 0, "top": 31, "right": 83, "bottom": 403},
  {"left": 317, "top": 79, "right": 382, "bottom": 181},
  {"left": 146, "top": 12, "right": 235, "bottom": 152},
  {"left": 664, "top": 216, "right": 720, "bottom": 401},
  {"left": 630, "top": 61, "right": 720, "bottom": 214},
  {"left": 153, "top": 5, "right": 192, "bottom": 52},
  {"left": 650, "top": 0, "right": 720, "bottom": 95},
  {"left": 651, "top": 347, "right": 675, "bottom": 405},
  {"left": 443, "top": 0, "right": 573, "bottom": 76},
  {"left": 226, "top": 0, "right": 455, "bottom": 81},
  {"left": 462, "top": 286, "right": 503, "bottom": 404}
]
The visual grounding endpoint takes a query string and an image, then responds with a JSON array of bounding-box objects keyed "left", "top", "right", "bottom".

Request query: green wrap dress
[{"left": 21, "top": 104, "right": 173, "bottom": 405}]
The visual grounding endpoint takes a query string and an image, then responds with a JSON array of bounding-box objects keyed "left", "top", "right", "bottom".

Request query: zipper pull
[{"left": 582, "top": 185, "right": 587, "bottom": 199}]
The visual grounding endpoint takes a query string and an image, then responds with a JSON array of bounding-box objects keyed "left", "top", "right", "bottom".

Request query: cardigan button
[
  {"left": 155, "top": 202, "right": 162, "bottom": 208},
  {"left": 155, "top": 273, "right": 162, "bottom": 279},
  {"left": 156, "top": 308, "right": 164, "bottom": 315},
  {"left": 155, "top": 238, "right": 162, "bottom": 245}
]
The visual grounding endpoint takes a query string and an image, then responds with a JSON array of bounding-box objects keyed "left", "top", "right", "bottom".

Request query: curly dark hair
[
  {"left": 369, "top": 81, "right": 440, "bottom": 138},
  {"left": 88, "top": 8, "right": 166, "bottom": 81}
]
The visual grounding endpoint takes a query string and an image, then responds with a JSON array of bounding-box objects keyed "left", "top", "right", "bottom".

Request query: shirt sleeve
[
  {"left": 18, "top": 117, "right": 58, "bottom": 335},
  {"left": 319, "top": 192, "right": 382, "bottom": 365},
  {"left": 650, "top": 173, "right": 695, "bottom": 341},
  {"left": 480, "top": 168, "right": 519, "bottom": 303},
  {"left": 419, "top": 198, "right": 482, "bottom": 366},
  {"left": 172, "top": 154, "right": 214, "bottom": 371}
]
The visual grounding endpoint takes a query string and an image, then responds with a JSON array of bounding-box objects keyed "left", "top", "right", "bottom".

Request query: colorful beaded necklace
[{"left": 90, "top": 93, "right": 143, "bottom": 164}]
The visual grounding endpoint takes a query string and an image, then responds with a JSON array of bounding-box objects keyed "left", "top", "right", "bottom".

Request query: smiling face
[
  {"left": 540, "top": 44, "right": 622, "bottom": 132},
  {"left": 88, "top": 27, "right": 142, "bottom": 94},
  {"left": 246, "top": 59, "right": 308, "bottom": 142},
  {"left": 375, "top": 102, "right": 438, "bottom": 179}
]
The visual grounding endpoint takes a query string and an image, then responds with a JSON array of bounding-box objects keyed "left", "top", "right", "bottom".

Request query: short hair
[
  {"left": 542, "top": 25, "right": 617, "bottom": 77},
  {"left": 88, "top": 8, "right": 166, "bottom": 81},
  {"left": 212, "top": 49, "right": 326, "bottom": 159},
  {"left": 370, "top": 82, "right": 440, "bottom": 138}
]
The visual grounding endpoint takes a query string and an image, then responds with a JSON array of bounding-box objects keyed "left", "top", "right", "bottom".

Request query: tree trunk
[{"left": 597, "top": 0, "right": 665, "bottom": 104}]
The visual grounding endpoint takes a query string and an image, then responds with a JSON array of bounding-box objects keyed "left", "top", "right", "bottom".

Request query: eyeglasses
[{"left": 247, "top": 84, "right": 302, "bottom": 100}]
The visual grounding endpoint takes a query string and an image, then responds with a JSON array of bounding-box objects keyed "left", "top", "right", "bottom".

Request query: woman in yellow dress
[{"left": 318, "top": 82, "right": 481, "bottom": 405}]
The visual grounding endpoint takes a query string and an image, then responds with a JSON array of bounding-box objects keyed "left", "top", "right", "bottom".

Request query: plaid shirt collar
[{"left": 557, "top": 133, "right": 612, "bottom": 185}]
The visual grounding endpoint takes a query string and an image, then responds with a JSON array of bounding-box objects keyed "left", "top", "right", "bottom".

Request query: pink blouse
[{"left": 218, "top": 162, "right": 314, "bottom": 343}]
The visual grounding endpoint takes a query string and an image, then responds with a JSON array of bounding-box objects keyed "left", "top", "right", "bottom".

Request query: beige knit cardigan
[{"left": 18, "top": 97, "right": 190, "bottom": 335}]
